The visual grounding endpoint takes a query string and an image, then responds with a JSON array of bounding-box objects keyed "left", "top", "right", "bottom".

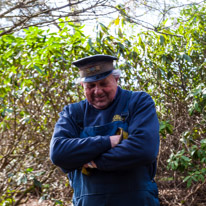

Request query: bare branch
[
  {"left": 0, "top": 0, "right": 204, "bottom": 36},
  {"left": 0, "top": 0, "right": 116, "bottom": 36}
]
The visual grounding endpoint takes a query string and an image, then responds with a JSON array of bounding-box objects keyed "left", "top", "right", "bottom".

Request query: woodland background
[{"left": 0, "top": 0, "right": 206, "bottom": 205}]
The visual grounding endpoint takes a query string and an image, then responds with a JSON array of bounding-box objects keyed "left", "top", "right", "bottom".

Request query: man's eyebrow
[{"left": 85, "top": 83, "right": 95, "bottom": 87}]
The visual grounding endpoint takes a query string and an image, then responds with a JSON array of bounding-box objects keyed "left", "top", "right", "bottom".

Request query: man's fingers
[
  {"left": 90, "top": 161, "right": 97, "bottom": 168},
  {"left": 83, "top": 161, "right": 97, "bottom": 169}
]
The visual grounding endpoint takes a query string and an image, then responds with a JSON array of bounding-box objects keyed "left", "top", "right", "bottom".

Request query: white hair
[{"left": 112, "top": 69, "right": 121, "bottom": 78}]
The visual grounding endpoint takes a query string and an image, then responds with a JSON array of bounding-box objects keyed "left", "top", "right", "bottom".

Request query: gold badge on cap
[{"left": 86, "top": 66, "right": 101, "bottom": 75}]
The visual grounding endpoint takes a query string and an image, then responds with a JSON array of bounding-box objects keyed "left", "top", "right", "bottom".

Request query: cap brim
[{"left": 81, "top": 70, "right": 113, "bottom": 83}]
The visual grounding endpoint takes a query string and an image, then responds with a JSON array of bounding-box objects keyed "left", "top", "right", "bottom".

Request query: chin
[
  {"left": 94, "top": 105, "right": 106, "bottom": 109},
  {"left": 94, "top": 102, "right": 110, "bottom": 109}
]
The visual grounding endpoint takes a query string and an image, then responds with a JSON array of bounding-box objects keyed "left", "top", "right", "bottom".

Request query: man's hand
[
  {"left": 82, "top": 132, "right": 122, "bottom": 172},
  {"left": 110, "top": 134, "right": 122, "bottom": 148},
  {"left": 83, "top": 161, "right": 97, "bottom": 169}
]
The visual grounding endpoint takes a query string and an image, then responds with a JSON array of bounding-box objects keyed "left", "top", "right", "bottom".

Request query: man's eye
[
  {"left": 100, "top": 83, "right": 107, "bottom": 87},
  {"left": 87, "top": 84, "right": 95, "bottom": 89}
]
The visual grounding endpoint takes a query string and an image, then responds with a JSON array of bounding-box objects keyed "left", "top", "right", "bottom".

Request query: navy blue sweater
[{"left": 50, "top": 87, "right": 159, "bottom": 173}]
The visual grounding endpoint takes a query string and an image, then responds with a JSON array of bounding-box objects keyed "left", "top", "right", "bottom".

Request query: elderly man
[{"left": 50, "top": 54, "right": 160, "bottom": 206}]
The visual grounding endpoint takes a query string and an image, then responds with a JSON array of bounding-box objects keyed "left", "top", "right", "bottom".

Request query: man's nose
[{"left": 94, "top": 86, "right": 103, "bottom": 95}]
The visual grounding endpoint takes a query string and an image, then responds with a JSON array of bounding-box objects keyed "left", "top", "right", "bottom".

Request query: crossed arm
[
  {"left": 83, "top": 134, "right": 122, "bottom": 169},
  {"left": 50, "top": 92, "right": 159, "bottom": 172}
]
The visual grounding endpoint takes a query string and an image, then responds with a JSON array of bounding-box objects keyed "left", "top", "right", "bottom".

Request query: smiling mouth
[{"left": 94, "top": 96, "right": 106, "bottom": 101}]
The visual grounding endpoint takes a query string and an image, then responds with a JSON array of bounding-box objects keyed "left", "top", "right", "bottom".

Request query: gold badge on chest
[{"left": 112, "top": 114, "right": 122, "bottom": 122}]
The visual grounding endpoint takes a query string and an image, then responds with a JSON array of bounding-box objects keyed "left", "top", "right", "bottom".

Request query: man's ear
[
  {"left": 115, "top": 77, "right": 119, "bottom": 82},
  {"left": 80, "top": 82, "right": 84, "bottom": 87}
]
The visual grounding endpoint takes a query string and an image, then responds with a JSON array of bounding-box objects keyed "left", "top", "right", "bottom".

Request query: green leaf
[
  {"left": 114, "top": 17, "right": 120, "bottom": 25},
  {"left": 181, "top": 156, "right": 190, "bottom": 162},
  {"left": 33, "top": 178, "right": 42, "bottom": 188},
  {"left": 157, "top": 68, "right": 161, "bottom": 80},
  {"left": 26, "top": 168, "right": 34, "bottom": 173},
  {"left": 55, "top": 200, "right": 63, "bottom": 205},
  {"left": 200, "top": 139, "right": 206, "bottom": 144},
  {"left": 183, "top": 176, "right": 191, "bottom": 182},
  {"left": 167, "top": 71, "right": 172, "bottom": 80},
  {"left": 160, "top": 35, "right": 165, "bottom": 45},
  {"left": 34, "top": 65, "right": 43, "bottom": 74},
  {"left": 51, "top": 199, "right": 63, "bottom": 205},
  {"left": 162, "top": 55, "right": 167, "bottom": 63},
  {"left": 183, "top": 54, "right": 192, "bottom": 62},
  {"left": 99, "top": 23, "right": 109, "bottom": 34},
  {"left": 187, "top": 178, "right": 192, "bottom": 188},
  {"left": 198, "top": 174, "right": 204, "bottom": 182},
  {"left": 138, "top": 36, "right": 145, "bottom": 50}
]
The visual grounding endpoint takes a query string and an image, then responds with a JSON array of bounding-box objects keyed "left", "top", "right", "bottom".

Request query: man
[{"left": 50, "top": 54, "right": 160, "bottom": 206}]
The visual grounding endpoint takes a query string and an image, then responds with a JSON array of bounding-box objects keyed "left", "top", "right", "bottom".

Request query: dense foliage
[{"left": 0, "top": 3, "right": 205, "bottom": 206}]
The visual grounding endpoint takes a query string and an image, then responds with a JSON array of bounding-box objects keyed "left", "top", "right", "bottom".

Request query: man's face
[{"left": 82, "top": 74, "right": 118, "bottom": 109}]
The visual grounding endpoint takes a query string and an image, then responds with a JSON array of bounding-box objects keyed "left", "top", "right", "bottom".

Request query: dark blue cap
[{"left": 72, "top": 54, "right": 117, "bottom": 82}]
